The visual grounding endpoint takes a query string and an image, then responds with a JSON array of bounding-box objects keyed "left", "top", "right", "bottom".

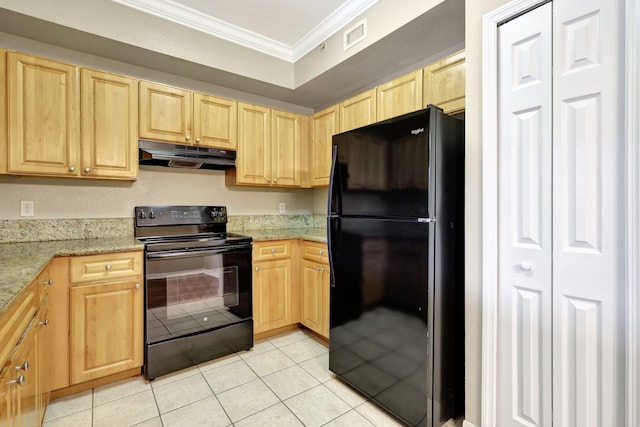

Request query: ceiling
[{"left": 0, "top": 0, "right": 465, "bottom": 110}]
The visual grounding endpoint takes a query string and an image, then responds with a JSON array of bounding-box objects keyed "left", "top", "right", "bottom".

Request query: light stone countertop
[
  {"left": 0, "top": 237, "right": 144, "bottom": 315},
  {"left": 0, "top": 229, "right": 327, "bottom": 316},
  {"left": 244, "top": 227, "right": 327, "bottom": 243}
]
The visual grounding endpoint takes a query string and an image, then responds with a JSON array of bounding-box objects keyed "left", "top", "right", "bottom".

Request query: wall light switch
[
  {"left": 279, "top": 202, "right": 286, "bottom": 214},
  {"left": 21, "top": 200, "right": 35, "bottom": 217}
]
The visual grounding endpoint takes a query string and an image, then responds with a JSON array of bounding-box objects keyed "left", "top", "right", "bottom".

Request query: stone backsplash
[{"left": 1, "top": 214, "right": 327, "bottom": 243}]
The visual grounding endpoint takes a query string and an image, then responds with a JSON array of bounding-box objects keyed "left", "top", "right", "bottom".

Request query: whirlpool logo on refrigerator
[{"left": 411, "top": 128, "right": 425, "bottom": 135}]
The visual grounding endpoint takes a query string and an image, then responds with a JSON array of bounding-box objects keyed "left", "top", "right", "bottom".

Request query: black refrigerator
[{"left": 327, "top": 106, "right": 465, "bottom": 427}]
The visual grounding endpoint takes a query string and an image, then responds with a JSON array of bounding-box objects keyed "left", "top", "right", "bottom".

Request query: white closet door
[
  {"left": 552, "top": 0, "right": 624, "bottom": 425},
  {"left": 497, "top": 3, "right": 552, "bottom": 426}
]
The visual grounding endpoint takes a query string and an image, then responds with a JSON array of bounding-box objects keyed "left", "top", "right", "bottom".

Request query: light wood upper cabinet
[
  {"left": 140, "top": 81, "right": 237, "bottom": 150},
  {"left": 194, "top": 93, "right": 237, "bottom": 149},
  {"left": 377, "top": 70, "right": 424, "bottom": 121},
  {"left": 272, "top": 109, "right": 301, "bottom": 187},
  {"left": 423, "top": 50, "right": 465, "bottom": 114},
  {"left": 7, "top": 52, "right": 79, "bottom": 176},
  {"left": 309, "top": 105, "right": 339, "bottom": 187},
  {"left": 235, "top": 103, "right": 302, "bottom": 187},
  {"left": 81, "top": 69, "right": 138, "bottom": 179},
  {"left": 139, "top": 81, "right": 192, "bottom": 144},
  {"left": 339, "top": 89, "right": 376, "bottom": 132},
  {"left": 236, "top": 102, "right": 271, "bottom": 185}
]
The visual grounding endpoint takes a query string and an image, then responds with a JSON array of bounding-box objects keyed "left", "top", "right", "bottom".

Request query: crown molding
[{"left": 112, "top": 0, "right": 379, "bottom": 62}]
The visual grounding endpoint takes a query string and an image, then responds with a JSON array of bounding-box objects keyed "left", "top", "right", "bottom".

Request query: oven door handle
[{"left": 146, "top": 245, "right": 250, "bottom": 259}]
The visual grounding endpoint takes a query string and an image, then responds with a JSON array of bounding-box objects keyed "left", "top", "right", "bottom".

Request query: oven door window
[{"left": 145, "top": 249, "right": 251, "bottom": 344}]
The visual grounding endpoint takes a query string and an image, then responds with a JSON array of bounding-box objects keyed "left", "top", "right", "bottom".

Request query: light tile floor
[{"left": 43, "top": 329, "right": 404, "bottom": 427}]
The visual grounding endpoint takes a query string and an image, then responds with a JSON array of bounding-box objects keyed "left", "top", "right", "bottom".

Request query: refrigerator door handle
[
  {"left": 418, "top": 217, "right": 436, "bottom": 223},
  {"left": 327, "top": 145, "right": 341, "bottom": 216}
]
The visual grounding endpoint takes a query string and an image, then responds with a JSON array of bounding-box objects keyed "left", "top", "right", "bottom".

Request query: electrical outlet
[
  {"left": 279, "top": 202, "right": 286, "bottom": 214},
  {"left": 21, "top": 200, "right": 35, "bottom": 217}
]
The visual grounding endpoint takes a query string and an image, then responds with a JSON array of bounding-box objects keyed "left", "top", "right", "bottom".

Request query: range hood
[{"left": 139, "top": 139, "right": 236, "bottom": 170}]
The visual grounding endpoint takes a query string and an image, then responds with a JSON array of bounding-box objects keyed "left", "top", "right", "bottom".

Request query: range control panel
[{"left": 135, "top": 206, "right": 227, "bottom": 226}]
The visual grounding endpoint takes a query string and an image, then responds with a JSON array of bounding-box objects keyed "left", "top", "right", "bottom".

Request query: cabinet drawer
[
  {"left": 69, "top": 251, "right": 143, "bottom": 284},
  {"left": 252, "top": 241, "right": 291, "bottom": 261},
  {"left": 301, "top": 242, "right": 329, "bottom": 264},
  {"left": 0, "top": 282, "right": 37, "bottom": 367}
]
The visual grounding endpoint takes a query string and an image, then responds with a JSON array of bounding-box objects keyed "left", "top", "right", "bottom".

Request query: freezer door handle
[{"left": 418, "top": 217, "right": 436, "bottom": 223}]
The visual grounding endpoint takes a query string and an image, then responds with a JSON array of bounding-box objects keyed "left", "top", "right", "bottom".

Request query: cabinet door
[
  {"left": 13, "top": 319, "right": 38, "bottom": 427},
  {"left": 0, "top": 365, "right": 13, "bottom": 426},
  {"left": 253, "top": 259, "right": 292, "bottom": 334},
  {"left": 310, "top": 105, "right": 339, "bottom": 187},
  {"left": 376, "top": 70, "right": 423, "bottom": 121},
  {"left": 194, "top": 93, "right": 237, "bottom": 149},
  {"left": 70, "top": 279, "right": 143, "bottom": 384},
  {"left": 339, "top": 89, "right": 376, "bottom": 132},
  {"left": 301, "top": 259, "right": 324, "bottom": 335},
  {"left": 237, "top": 102, "right": 271, "bottom": 185},
  {"left": 47, "top": 257, "right": 70, "bottom": 392},
  {"left": 423, "top": 50, "right": 465, "bottom": 114},
  {"left": 81, "top": 69, "right": 138, "bottom": 180},
  {"left": 7, "top": 52, "right": 79, "bottom": 176},
  {"left": 139, "top": 81, "right": 192, "bottom": 144},
  {"left": 36, "top": 301, "right": 50, "bottom": 425},
  {"left": 271, "top": 109, "right": 301, "bottom": 187}
]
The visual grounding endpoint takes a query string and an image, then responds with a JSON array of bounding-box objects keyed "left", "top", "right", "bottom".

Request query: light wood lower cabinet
[
  {"left": 68, "top": 251, "right": 143, "bottom": 385},
  {"left": 252, "top": 240, "right": 299, "bottom": 334},
  {"left": 300, "top": 242, "right": 330, "bottom": 339},
  {"left": 0, "top": 278, "right": 49, "bottom": 427},
  {"left": 69, "top": 279, "right": 143, "bottom": 384}
]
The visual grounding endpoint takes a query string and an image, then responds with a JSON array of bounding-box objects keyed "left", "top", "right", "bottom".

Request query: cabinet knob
[
  {"left": 266, "top": 178, "right": 271, "bottom": 182},
  {"left": 42, "top": 279, "right": 53, "bottom": 286},
  {"left": 9, "top": 374, "right": 25, "bottom": 386},
  {"left": 15, "top": 361, "right": 29, "bottom": 372},
  {"left": 273, "top": 179, "right": 278, "bottom": 183},
  {"left": 105, "top": 264, "right": 112, "bottom": 271},
  {"left": 319, "top": 250, "right": 323, "bottom": 255},
  {"left": 196, "top": 137, "right": 200, "bottom": 143},
  {"left": 84, "top": 167, "right": 91, "bottom": 173},
  {"left": 186, "top": 135, "right": 191, "bottom": 141},
  {"left": 39, "top": 319, "right": 49, "bottom": 326},
  {"left": 135, "top": 284, "right": 140, "bottom": 289},
  {"left": 255, "top": 267, "right": 259, "bottom": 272},
  {"left": 271, "top": 248, "right": 276, "bottom": 253},
  {"left": 518, "top": 262, "right": 532, "bottom": 272},
  {"left": 69, "top": 166, "right": 75, "bottom": 172}
]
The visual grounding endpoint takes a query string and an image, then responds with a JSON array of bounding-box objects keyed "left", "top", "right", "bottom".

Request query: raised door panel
[
  {"left": 310, "top": 106, "right": 339, "bottom": 187},
  {"left": 237, "top": 102, "right": 271, "bottom": 185},
  {"left": 552, "top": 1, "right": 623, "bottom": 425},
  {"left": 70, "top": 279, "right": 143, "bottom": 384},
  {"left": 139, "top": 81, "right": 192, "bottom": 144},
  {"left": 81, "top": 69, "right": 138, "bottom": 180},
  {"left": 271, "top": 110, "right": 301, "bottom": 187},
  {"left": 0, "top": 366, "right": 13, "bottom": 425},
  {"left": 36, "top": 301, "right": 50, "bottom": 425},
  {"left": 376, "top": 70, "right": 423, "bottom": 121},
  {"left": 7, "top": 52, "right": 79, "bottom": 176},
  {"left": 47, "top": 257, "right": 70, "bottom": 392},
  {"left": 339, "top": 89, "right": 376, "bottom": 132},
  {"left": 253, "top": 259, "right": 292, "bottom": 334},
  {"left": 302, "top": 259, "right": 323, "bottom": 334},
  {"left": 13, "top": 318, "right": 38, "bottom": 427},
  {"left": 194, "top": 93, "right": 237, "bottom": 149},
  {"left": 320, "top": 266, "right": 330, "bottom": 338},
  {"left": 497, "top": 4, "right": 552, "bottom": 426},
  {"left": 423, "top": 50, "right": 465, "bottom": 114}
]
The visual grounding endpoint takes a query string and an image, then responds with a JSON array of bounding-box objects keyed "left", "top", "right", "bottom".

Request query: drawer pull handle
[
  {"left": 15, "top": 361, "right": 29, "bottom": 372},
  {"left": 105, "top": 264, "right": 112, "bottom": 271},
  {"left": 38, "top": 319, "right": 49, "bottom": 326},
  {"left": 271, "top": 248, "right": 276, "bottom": 253},
  {"left": 9, "top": 375, "right": 25, "bottom": 386}
]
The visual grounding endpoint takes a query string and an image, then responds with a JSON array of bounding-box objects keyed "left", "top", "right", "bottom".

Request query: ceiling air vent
[{"left": 343, "top": 19, "right": 367, "bottom": 51}]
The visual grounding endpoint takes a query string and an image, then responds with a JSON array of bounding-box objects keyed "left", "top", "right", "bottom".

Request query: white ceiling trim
[{"left": 111, "top": 0, "right": 378, "bottom": 62}]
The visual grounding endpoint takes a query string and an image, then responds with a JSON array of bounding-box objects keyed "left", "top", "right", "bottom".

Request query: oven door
[{"left": 144, "top": 243, "right": 252, "bottom": 346}]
